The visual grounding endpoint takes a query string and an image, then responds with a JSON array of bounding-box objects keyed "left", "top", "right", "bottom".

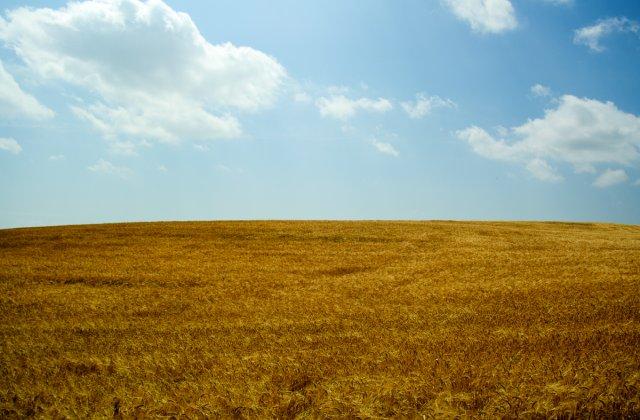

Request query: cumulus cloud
[
  {"left": 371, "top": 139, "right": 399, "bottom": 157},
  {"left": 593, "top": 169, "right": 628, "bottom": 188},
  {"left": 0, "top": 60, "right": 53, "bottom": 120},
  {"left": 574, "top": 17, "right": 640, "bottom": 52},
  {"left": 70, "top": 99, "right": 241, "bottom": 149},
  {"left": 316, "top": 95, "right": 393, "bottom": 120},
  {"left": 456, "top": 126, "right": 516, "bottom": 161},
  {"left": 443, "top": 0, "right": 517, "bottom": 34},
  {"left": 526, "top": 158, "right": 563, "bottom": 182},
  {"left": 456, "top": 95, "right": 640, "bottom": 186},
  {"left": 87, "top": 158, "right": 132, "bottom": 178},
  {"left": 0, "top": 137, "right": 22, "bottom": 154},
  {"left": 401, "top": 93, "right": 455, "bottom": 119},
  {"left": 531, "top": 84, "right": 551, "bottom": 98},
  {"left": 0, "top": 0, "right": 286, "bottom": 152}
]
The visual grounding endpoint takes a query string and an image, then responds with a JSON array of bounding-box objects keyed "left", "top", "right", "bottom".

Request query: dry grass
[{"left": 1, "top": 221, "right": 639, "bottom": 418}]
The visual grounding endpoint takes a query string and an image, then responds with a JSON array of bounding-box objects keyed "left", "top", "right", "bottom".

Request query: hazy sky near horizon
[{"left": 1, "top": 0, "right": 639, "bottom": 227}]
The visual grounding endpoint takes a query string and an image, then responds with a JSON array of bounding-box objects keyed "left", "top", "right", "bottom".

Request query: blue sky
[{"left": 0, "top": 0, "right": 639, "bottom": 227}]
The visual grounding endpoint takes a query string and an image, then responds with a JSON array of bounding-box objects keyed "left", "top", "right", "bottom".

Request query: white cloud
[
  {"left": 48, "top": 154, "right": 65, "bottom": 161},
  {"left": 456, "top": 125, "right": 517, "bottom": 161},
  {"left": 87, "top": 158, "right": 132, "bottom": 178},
  {"left": 443, "top": 0, "right": 517, "bottom": 34},
  {"left": 593, "top": 169, "right": 628, "bottom": 188},
  {"left": 495, "top": 125, "right": 509, "bottom": 137},
  {"left": 327, "top": 85, "right": 350, "bottom": 95},
  {"left": 214, "top": 164, "right": 244, "bottom": 174},
  {"left": 456, "top": 95, "right": 640, "bottom": 184},
  {"left": 0, "top": 0, "right": 286, "bottom": 151},
  {"left": 531, "top": 84, "right": 551, "bottom": 97},
  {"left": 574, "top": 17, "right": 640, "bottom": 52},
  {"left": 293, "top": 91, "right": 312, "bottom": 103},
  {"left": 341, "top": 124, "right": 355, "bottom": 134},
  {"left": 401, "top": 93, "right": 455, "bottom": 119},
  {"left": 0, "top": 60, "right": 53, "bottom": 120},
  {"left": 316, "top": 95, "right": 393, "bottom": 120},
  {"left": 573, "top": 163, "right": 597, "bottom": 174},
  {"left": 104, "top": 139, "right": 138, "bottom": 156},
  {"left": 70, "top": 99, "right": 241, "bottom": 149},
  {"left": 526, "top": 158, "right": 563, "bottom": 182},
  {"left": 215, "top": 164, "right": 232, "bottom": 173},
  {"left": 157, "top": 164, "right": 167, "bottom": 172},
  {"left": 0, "top": 137, "right": 22, "bottom": 154},
  {"left": 371, "top": 139, "right": 399, "bottom": 157},
  {"left": 194, "top": 145, "right": 209, "bottom": 152}
]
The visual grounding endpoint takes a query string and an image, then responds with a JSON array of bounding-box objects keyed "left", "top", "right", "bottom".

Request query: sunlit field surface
[{"left": 1, "top": 221, "right": 639, "bottom": 417}]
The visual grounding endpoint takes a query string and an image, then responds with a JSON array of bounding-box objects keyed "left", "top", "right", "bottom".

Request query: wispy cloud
[
  {"left": 0, "top": 60, "right": 54, "bottom": 121},
  {"left": 530, "top": 84, "right": 552, "bottom": 98},
  {"left": 574, "top": 17, "right": 639, "bottom": 52},
  {"left": 371, "top": 139, "right": 399, "bottom": 157},
  {"left": 316, "top": 95, "right": 393, "bottom": 120},
  {"left": 292, "top": 91, "right": 312, "bottom": 103},
  {"left": 0, "top": 137, "right": 22, "bottom": 154},
  {"left": 593, "top": 169, "right": 628, "bottom": 188},
  {"left": 215, "top": 164, "right": 244, "bottom": 174},
  {"left": 401, "top": 93, "right": 455, "bottom": 119},
  {"left": 87, "top": 159, "right": 132, "bottom": 179}
]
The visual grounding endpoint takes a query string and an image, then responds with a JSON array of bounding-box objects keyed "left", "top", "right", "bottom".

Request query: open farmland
[{"left": 1, "top": 221, "right": 639, "bottom": 417}]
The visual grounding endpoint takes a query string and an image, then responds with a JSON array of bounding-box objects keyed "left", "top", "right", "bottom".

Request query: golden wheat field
[{"left": 1, "top": 221, "right": 639, "bottom": 418}]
